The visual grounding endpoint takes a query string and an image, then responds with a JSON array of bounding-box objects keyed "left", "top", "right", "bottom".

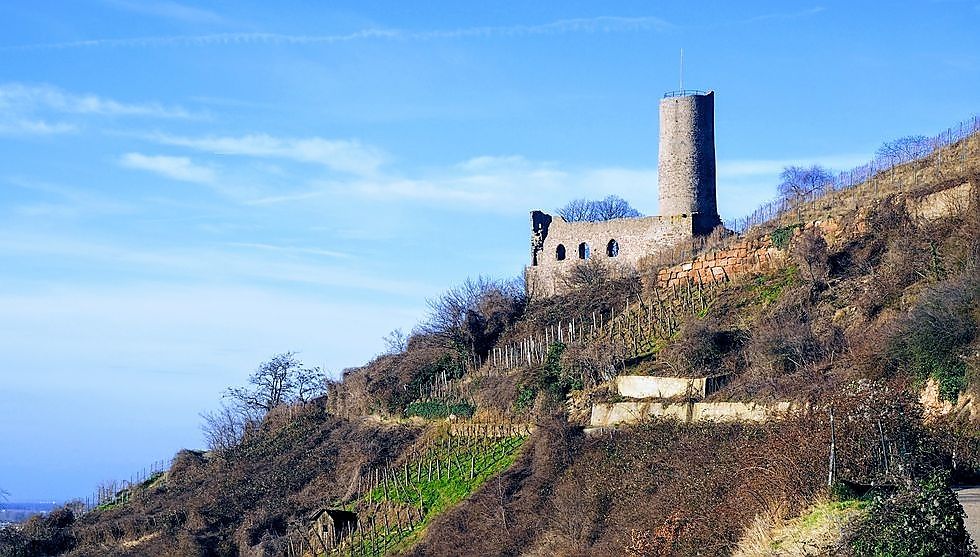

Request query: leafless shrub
[
  {"left": 790, "top": 227, "right": 830, "bottom": 284},
  {"left": 201, "top": 402, "right": 258, "bottom": 452},
  {"left": 658, "top": 316, "right": 738, "bottom": 377},
  {"left": 739, "top": 288, "right": 826, "bottom": 397},
  {"left": 419, "top": 276, "right": 525, "bottom": 357},
  {"left": 560, "top": 341, "right": 617, "bottom": 390},
  {"left": 827, "top": 379, "right": 924, "bottom": 484},
  {"left": 560, "top": 258, "right": 613, "bottom": 290},
  {"left": 624, "top": 528, "right": 657, "bottom": 557},
  {"left": 548, "top": 475, "right": 602, "bottom": 549},
  {"left": 515, "top": 272, "right": 641, "bottom": 340}
]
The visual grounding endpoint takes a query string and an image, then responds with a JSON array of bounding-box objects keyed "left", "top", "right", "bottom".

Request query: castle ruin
[{"left": 526, "top": 90, "right": 722, "bottom": 296}]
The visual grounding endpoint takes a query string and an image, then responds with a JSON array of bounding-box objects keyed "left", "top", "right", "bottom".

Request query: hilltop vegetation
[{"left": 3, "top": 130, "right": 980, "bottom": 557}]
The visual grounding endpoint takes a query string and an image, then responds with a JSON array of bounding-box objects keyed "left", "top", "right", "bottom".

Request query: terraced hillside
[{"left": 4, "top": 124, "right": 980, "bottom": 557}]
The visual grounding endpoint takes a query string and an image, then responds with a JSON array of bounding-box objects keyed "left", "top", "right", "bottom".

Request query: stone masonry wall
[
  {"left": 653, "top": 236, "right": 783, "bottom": 288},
  {"left": 659, "top": 91, "right": 719, "bottom": 233},
  {"left": 527, "top": 211, "right": 697, "bottom": 296}
]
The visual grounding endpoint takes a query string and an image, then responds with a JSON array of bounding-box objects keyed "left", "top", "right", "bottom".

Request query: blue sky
[{"left": 1, "top": 1, "right": 978, "bottom": 502}]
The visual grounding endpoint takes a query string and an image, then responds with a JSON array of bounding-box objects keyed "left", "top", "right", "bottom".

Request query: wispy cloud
[
  {"left": 0, "top": 9, "right": 830, "bottom": 52},
  {"left": 0, "top": 83, "right": 193, "bottom": 119},
  {"left": 0, "top": 119, "right": 76, "bottom": 136},
  {"left": 227, "top": 242, "right": 351, "bottom": 259},
  {"left": 119, "top": 152, "right": 216, "bottom": 184},
  {"left": 3, "top": 15, "right": 675, "bottom": 51},
  {"left": 0, "top": 232, "right": 423, "bottom": 296},
  {"left": 726, "top": 6, "right": 826, "bottom": 26},
  {"left": 6, "top": 176, "right": 134, "bottom": 217},
  {"left": 334, "top": 155, "right": 660, "bottom": 215},
  {"left": 150, "top": 133, "right": 387, "bottom": 176}
]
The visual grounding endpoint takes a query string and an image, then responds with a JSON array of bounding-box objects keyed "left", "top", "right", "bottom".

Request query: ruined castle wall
[
  {"left": 526, "top": 212, "right": 696, "bottom": 296},
  {"left": 652, "top": 237, "right": 783, "bottom": 288},
  {"left": 658, "top": 92, "right": 719, "bottom": 233}
]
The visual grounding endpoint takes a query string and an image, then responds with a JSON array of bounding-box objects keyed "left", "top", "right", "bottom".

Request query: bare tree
[
  {"left": 777, "top": 165, "right": 833, "bottom": 203},
  {"left": 201, "top": 353, "right": 327, "bottom": 451},
  {"left": 592, "top": 195, "right": 642, "bottom": 220},
  {"left": 226, "top": 352, "right": 327, "bottom": 414},
  {"left": 557, "top": 195, "right": 641, "bottom": 222},
  {"left": 876, "top": 135, "right": 931, "bottom": 163},
  {"left": 382, "top": 328, "right": 408, "bottom": 355},
  {"left": 556, "top": 198, "right": 594, "bottom": 222}
]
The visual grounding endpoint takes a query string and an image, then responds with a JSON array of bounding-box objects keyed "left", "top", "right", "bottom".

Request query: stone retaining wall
[{"left": 653, "top": 237, "right": 783, "bottom": 288}]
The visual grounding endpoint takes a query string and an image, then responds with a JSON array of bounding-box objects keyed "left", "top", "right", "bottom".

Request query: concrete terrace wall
[
  {"left": 590, "top": 401, "right": 794, "bottom": 427},
  {"left": 617, "top": 375, "right": 700, "bottom": 399},
  {"left": 527, "top": 212, "right": 696, "bottom": 296},
  {"left": 616, "top": 375, "right": 730, "bottom": 400}
]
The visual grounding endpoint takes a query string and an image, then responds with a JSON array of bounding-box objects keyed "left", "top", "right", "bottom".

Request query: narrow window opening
[
  {"left": 607, "top": 239, "right": 620, "bottom": 257},
  {"left": 556, "top": 244, "right": 566, "bottom": 261},
  {"left": 578, "top": 242, "right": 590, "bottom": 259}
]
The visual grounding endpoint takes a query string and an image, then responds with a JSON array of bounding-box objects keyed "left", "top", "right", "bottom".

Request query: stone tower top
[{"left": 657, "top": 90, "right": 720, "bottom": 234}]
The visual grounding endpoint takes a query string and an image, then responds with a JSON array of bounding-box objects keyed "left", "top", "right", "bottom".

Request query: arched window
[
  {"left": 556, "top": 244, "right": 566, "bottom": 261},
  {"left": 578, "top": 242, "right": 590, "bottom": 259},
  {"left": 607, "top": 239, "right": 620, "bottom": 257}
]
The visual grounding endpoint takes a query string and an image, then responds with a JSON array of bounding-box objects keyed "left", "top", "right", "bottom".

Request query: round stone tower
[{"left": 658, "top": 90, "right": 720, "bottom": 234}]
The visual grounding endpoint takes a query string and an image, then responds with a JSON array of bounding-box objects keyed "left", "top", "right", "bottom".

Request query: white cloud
[
  {"left": 329, "top": 151, "right": 874, "bottom": 220},
  {"left": 0, "top": 83, "right": 193, "bottom": 119},
  {"left": 0, "top": 119, "right": 76, "bottom": 135},
  {"left": 334, "top": 156, "right": 659, "bottom": 216},
  {"left": 227, "top": 242, "right": 351, "bottom": 259},
  {"left": 727, "top": 6, "right": 826, "bottom": 26},
  {"left": 151, "top": 134, "right": 387, "bottom": 177},
  {"left": 5, "top": 15, "right": 674, "bottom": 50},
  {"left": 120, "top": 152, "right": 216, "bottom": 184},
  {"left": 3, "top": 9, "right": 832, "bottom": 52}
]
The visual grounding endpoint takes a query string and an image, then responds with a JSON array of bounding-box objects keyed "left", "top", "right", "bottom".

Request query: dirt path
[{"left": 957, "top": 486, "right": 980, "bottom": 553}]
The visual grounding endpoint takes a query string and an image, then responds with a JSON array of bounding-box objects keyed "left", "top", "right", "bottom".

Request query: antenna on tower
[{"left": 679, "top": 48, "right": 684, "bottom": 91}]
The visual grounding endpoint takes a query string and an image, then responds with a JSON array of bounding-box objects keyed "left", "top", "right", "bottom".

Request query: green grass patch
[
  {"left": 332, "top": 434, "right": 527, "bottom": 556},
  {"left": 766, "top": 498, "right": 867, "bottom": 553},
  {"left": 799, "top": 499, "right": 866, "bottom": 529},
  {"left": 404, "top": 401, "right": 475, "bottom": 419},
  {"left": 770, "top": 223, "right": 803, "bottom": 250},
  {"left": 750, "top": 266, "right": 799, "bottom": 307}
]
